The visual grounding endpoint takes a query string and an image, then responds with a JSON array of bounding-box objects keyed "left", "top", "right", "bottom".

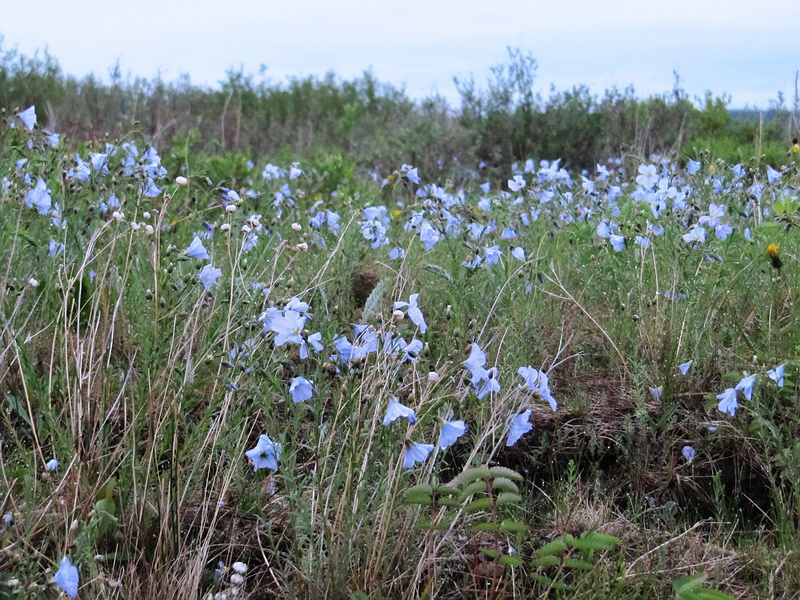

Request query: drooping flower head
[
  {"left": 403, "top": 440, "right": 434, "bottom": 468},
  {"left": 54, "top": 556, "right": 79, "bottom": 598},
  {"left": 438, "top": 420, "right": 468, "bottom": 450},
  {"left": 245, "top": 434, "right": 282, "bottom": 471},
  {"left": 289, "top": 376, "right": 313, "bottom": 403},
  {"left": 383, "top": 399, "right": 416, "bottom": 426},
  {"left": 506, "top": 410, "right": 533, "bottom": 447}
]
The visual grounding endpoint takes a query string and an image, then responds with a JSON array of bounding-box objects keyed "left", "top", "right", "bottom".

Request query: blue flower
[
  {"left": 518, "top": 366, "right": 557, "bottom": 411},
  {"left": 717, "top": 388, "right": 738, "bottom": 416},
  {"left": 686, "top": 160, "right": 701, "bottom": 175},
  {"left": 16, "top": 106, "right": 36, "bottom": 130},
  {"left": 45, "top": 458, "right": 60, "bottom": 471},
  {"left": 185, "top": 235, "right": 210, "bottom": 259},
  {"left": 198, "top": 265, "right": 222, "bottom": 290},
  {"left": 649, "top": 387, "right": 663, "bottom": 401},
  {"left": 506, "top": 410, "right": 532, "bottom": 447},
  {"left": 682, "top": 445, "right": 696, "bottom": 463},
  {"left": 419, "top": 222, "right": 440, "bottom": 251},
  {"left": 464, "top": 343, "right": 488, "bottom": 385},
  {"left": 289, "top": 376, "right": 313, "bottom": 403},
  {"left": 438, "top": 420, "right": 468, "bottom": 449},
  {"left": 270, "top": 312, "right": 306, "bottom": 349},
  {"left": 734, "top": 374, "right": 756, "bottom": 401},
  {"left": 24, "top": 178, "right": 52, "bottom": 215},
  {"left": 767, "top": 364, "right": 785, "bottom": 387},
  {"left": 511, "top": 247, "right": 526, "bottom": 261},
  {"left": 43, "top": 130, "right": 60, "bottom": 147},
  {"left": 403, "top": 441, "right": 434, "bottom": 468},
  {"left": 508, "top": 174, "right": 526, "bottom": 192},
  {"left": 609, "top": 234, "right": 625, "bottom": 252},
  {"left": 383, "top": 399, "right": 416, "bottom": 426},
  {"left": 767, "top": 166, "right": 782, "bottom": 184},
  {"left": 49, "top": 240, "right": 65, "bottom": 257},
  {"left": 682, "top": 225, "right": 706, "bottom": 244},
  {"left": 401, "top": 164, "right": 420, "bottom": 184},
  {"left": 678, "top": 361, "right": 692, "bottom": 375},
  {"left": 245, "top": 434, "right": 282, "bottom": 471},
  {"left": 393, "top": 293, "right": 427, "bottom": 333},
  {"left": 54, "top": 556, "right": 79, "bottom": 598},
  {"left": 484, "top": 245, "right": 503, "bottom": 265}
]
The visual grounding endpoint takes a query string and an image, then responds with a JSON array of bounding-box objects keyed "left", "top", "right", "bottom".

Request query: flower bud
[{"left": 175, "top": 176, "right": 188, "bottom": 186}]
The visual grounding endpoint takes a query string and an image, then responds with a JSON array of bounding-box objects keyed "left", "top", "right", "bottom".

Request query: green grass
[{"left": 0, "top": 119, "right": 800, "bottom": 599}]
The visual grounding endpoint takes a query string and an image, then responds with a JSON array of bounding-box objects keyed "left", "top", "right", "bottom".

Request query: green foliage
[
  {"left": 673, "top": 574, "right": 736, "bottom": 600},
  {"left": 530, "top": 531, "right": 622, "bottom": 593}
]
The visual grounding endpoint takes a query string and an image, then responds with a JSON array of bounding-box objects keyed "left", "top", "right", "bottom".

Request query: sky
[{"left": 1, "top": 0, "right": 798, "bottom": 110}]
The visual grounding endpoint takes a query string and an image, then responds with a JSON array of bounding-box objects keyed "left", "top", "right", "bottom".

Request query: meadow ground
[{"left": 1, "top": 106, "right": 800, "bottom": 599}]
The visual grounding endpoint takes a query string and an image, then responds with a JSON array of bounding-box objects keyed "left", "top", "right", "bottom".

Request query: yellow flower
[{"left": 767, "top": 244, "right": 782, "bottom": 269}]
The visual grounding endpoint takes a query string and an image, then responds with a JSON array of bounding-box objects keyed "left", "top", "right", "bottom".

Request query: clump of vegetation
[{"left": 0, "top": 58, "right": 799, "bottom": 599}]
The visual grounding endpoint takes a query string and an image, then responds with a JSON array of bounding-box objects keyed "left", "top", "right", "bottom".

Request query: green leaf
[
  {"left": 531, "top": 574, "right": 553, "bottom": 585},
  {"left": 458, "top": 480, "right": 487, "bottom": 502},
  {"left": 437, "top": 497, "right": 460, "bottom": 507},
  {"left": 499, "top": 519, "right": 527, "bottom": 534},
  {"left": 479, "top": 548, "right": 499, "bottom": 559},
  {"left": 362, "top": 277, "right": 392, "bottom": 322},
  {"left": 435, "top": 484, "right": 459, "bottom": 496},
  {"left": 531, "top": 555, "right": 560, "bottom": 567},
  {"left": 472, "top": 522, "right": 499, "bottom": 533},
  {"left": 403, "top": 492, "right": 433, "bottom": 506},
  {"left": 464, "top": 497, "right": 493, "bottom": 513},
  {"left": 535, "top": 539, "right": 568, "bottom": 557},
  {"left": 406, "top": 483, "right": 434, "bottom": 496},
  {"left": 495, "top": 492, "right": 522, "bottom": 505},
  {"left": 491, "top": 477, "right": 519, "bottom": 493},
  {"left": 674, "top": 574, "right": 707, "bottom": 594},
  {"left": 499, "top": 554, "right": 523, "bottom": 567},
  {"left": 488, "top": 466, "right": 524, "bottom": 481},
  {"left": 424, "top": 264, "right": 453, "bottom": 282},
  {"left": 563, "top": 558, "right": 595, "bottom": 570},
  {"left": 571, "top": 531, "right": 621, "bottom": 552},
  {"left": 451, "top": 465, "right": 491, "bottom": 486},
  {"left": 695, "top": 591, "right": 736, "bottom": 600}
]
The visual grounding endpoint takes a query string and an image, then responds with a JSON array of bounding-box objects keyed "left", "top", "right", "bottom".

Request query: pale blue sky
[{"left": 2, "top": 0, "right": 798, "bottom": 109}]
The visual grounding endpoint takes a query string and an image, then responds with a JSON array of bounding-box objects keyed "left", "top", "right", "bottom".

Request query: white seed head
[
  {"left": 392, "top": 309, "right": 405, "bottom": 321},
  {"left": 175, "top": 176, "right": 188, "bottom": 186},
  {"left": 145, "top": 225, "right": 155, "bottom": 235},
  {"left": 221, "top": 223, "right": 231, "bottom": 232},
  {"left": 231, "top": 562, "right": 248, "bottom": 574},
  {"left": 130, "top": 222, "right": 141, "bottom": 232},
  {"left": 296, "top": 242, "right": 309, "bottom": 252},
  {"left": 230, "top": 573, "right": 244, "bottom": 585},
  {"left": 142, "top": 211, "right": 151, "bottom": 219},
  {"left": 241, "top": 224, "right": 252, "bottom": 234},
  {"left": 27, "top": 277, "right": 39, "bottom": 287},
  {"left": 291, "top": 222, "right": 302, "bottom": 232},
  {"left": 225, "top": 204, "right": 237, "bottom": 214},
  {"left": 427, "top": 371, "right": 441, "bottom": 383},
  {"left": 111, "top": 211, "right": 124, "bottom": 222}
]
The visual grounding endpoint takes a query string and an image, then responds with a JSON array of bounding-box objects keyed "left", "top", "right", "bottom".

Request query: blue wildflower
[
  {"left": 245, "top": 434, "right": 282, "bottom": 471},
  {"left": 289, "top": 376, "right": 313, "bottom": 403},
  {"left": 383, "top": 399, "right": 416, "bottom": 426},
  {"left": 403, "top": 441, "right": 434, "bottom": 468},
  {"left": 54, "top": 556, "right": 79, "bottom": 598},
  {"left": 438, "top": 420, "right": 468, "bottom": 450},
  {"left": 506, "top": 410, "right": 533, "bottom": 447}
]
